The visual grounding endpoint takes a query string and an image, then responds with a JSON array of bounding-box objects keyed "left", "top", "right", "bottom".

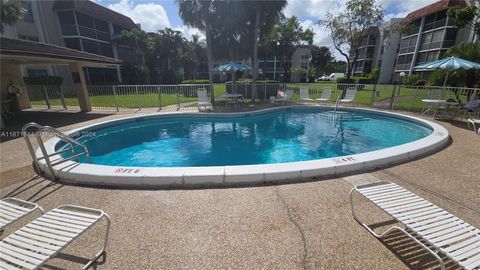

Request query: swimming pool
[{"left": 38, "top": 106, "right": 449, "bottom": 187}]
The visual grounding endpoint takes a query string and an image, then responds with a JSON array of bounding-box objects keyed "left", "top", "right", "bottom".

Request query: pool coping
[{"left": 36, "top": 106, "right": 450, "bottom": 187}]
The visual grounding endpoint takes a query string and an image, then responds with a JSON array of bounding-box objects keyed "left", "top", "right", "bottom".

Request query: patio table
[
  {"left": 421, "top": 99, "right": 459, "bottom": 119},
  {"left": 223, "top": 93, "right": 243, "bottom": 109}
]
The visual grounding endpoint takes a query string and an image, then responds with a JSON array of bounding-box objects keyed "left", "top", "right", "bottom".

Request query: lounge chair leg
[
  {"left": 349, "top": 188, "right": 445, "bottom": 270},
  {"left": 83, "top": 213, "right": 111, "bottom": 270}
]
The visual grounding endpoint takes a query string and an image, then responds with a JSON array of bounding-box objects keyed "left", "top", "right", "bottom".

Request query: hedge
[{"left": 181, "top": 79, "right": 209, "bottom": 84}]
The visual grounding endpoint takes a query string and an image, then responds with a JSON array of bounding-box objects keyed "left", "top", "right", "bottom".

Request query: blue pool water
[{"left": 61, "top": 109, "right": 432, "bottom": 167}]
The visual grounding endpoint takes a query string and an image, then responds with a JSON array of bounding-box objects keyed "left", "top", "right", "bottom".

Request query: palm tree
[
  {"left": 177, "top": 0, "right": 216, "bottom": 102},
  {"left": 250, "top": 1, "right": 287, "bottom": 84},
  {"left": 446, "top": 42, "right": 480, "bottom": 89},
  {"left": 1, "top": 0, "right": 25, "bottom": 33}
]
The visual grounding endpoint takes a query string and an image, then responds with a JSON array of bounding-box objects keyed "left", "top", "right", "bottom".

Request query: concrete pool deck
[{"left": 0, "top": 107, "right": 479, "bottom": 269}]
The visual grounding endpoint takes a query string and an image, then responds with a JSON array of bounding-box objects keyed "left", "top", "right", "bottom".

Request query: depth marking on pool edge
[
  {"left": 332, "top": 156, "right": 356, "bottom": 164},
  {"left": 114, "top": 168, "right": 141, "bottom": 174}
]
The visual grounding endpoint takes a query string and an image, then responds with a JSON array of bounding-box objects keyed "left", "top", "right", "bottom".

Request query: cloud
[
  {"left": 173, "top": 25, "right": 205, "bottom": 41},
  {"left": 284, "top": 0, "right": 346, "bottom": 19},
  {"left": 106, "top": 0, "right": 170, "bottom": 32}
]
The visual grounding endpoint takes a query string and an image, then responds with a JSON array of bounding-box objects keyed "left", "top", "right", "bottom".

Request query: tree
[
  {"left": 448, "top": 1, "right": 480, "bottom": 41},
  {"left": 248, "top": 1, "right": 287, "bottom": 86},
  {"left": 445, "top": 42, "right": 480, "bottom": 88},
  {"left": 0, "top": 0, "right": 25, "bottom": 33},
  {"left": 321, "top": 0, "right": 383, "bottom": 79},
  {"left": 310, "top": 46, "right": 334, "bottom": 78},
  {"left": 263, "top": 15, "right": 313, "bottom": 82},
  {"left": 177, "top": 0, "right": 216, "bottom": 102}
]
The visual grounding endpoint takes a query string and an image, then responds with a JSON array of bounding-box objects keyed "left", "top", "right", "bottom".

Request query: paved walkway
[{"left": 0, "top": 108, "right": 479, "bottom": 269}]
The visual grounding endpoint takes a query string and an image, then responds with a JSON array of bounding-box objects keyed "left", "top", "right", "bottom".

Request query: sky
[{"left": 93, "top": 0, "right": 439, "bottom": 60}]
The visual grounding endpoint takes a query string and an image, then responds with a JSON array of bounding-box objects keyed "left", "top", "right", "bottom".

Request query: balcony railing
[
  {"left": 61, "top": 24, "right": 111, "bottom": 42},
  {"left": 395, "top": 63, "right": 411, "bottom": 71}
]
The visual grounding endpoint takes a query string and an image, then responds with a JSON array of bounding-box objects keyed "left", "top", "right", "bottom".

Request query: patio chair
[
  {"left": 339, "top": 88, "right": 356, "bottom": 105},
  {"left": 197, "top": 89, "right": 212, "bottom": 111},
  {"left": 0, "top": 205, "right": 111, "bottom": 269},
  {"left": 299, "top": 88, "right": 313, "bottom": 103},
  {"left": 277, "top": 89, "right": 294, "bottom": 104},
  {"left": 0, "top": 197, "right": 44, "bottom": 232},
  {"left": 316, "top": 89, "right": 332, "bottom": 103},
  {"left": 467, "top": 118, "right": 480, "bottom": 133},
  {"left": 350, "top": 181, "right": 480, "bottom": 270}
]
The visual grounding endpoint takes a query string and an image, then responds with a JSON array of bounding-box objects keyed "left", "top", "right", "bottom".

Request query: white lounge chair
[
  {"left": 197, "top": 89, "right": 212, "bottom": 111},
  {"left": 467, "top": 118, "right": 480, "bottom": 134},
  {"left": 277, "top": 89, "right": 293, "bottom": 104},
  {"left": 299, "top": 88, "right": 313, "bottom": 103},
  {"left": 339, "top": 87, "right": 356, "bottom": 105},
  {"left": 0, "top": 205, "right": 111, "bottom": 269},
  {"left": 0, "top": 198, "right": 44, "bottom": 232},
  {"left": 316, "top": 89, "right": 332, "bottom": 103},
  {"left": 350, "top": 181, "right": 480, "bottom": 270}
]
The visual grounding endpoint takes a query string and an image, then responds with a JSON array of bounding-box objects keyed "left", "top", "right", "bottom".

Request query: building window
[
  {"left": 18, "top": 34, "right": 39, "bottom": 42},
  {"left": 443, "top": 28, "right": 458, "bottom": 48},
  {"left": 423, "top": 10, "right": 447, "bottom": 31},
  {"left": 21, "top": 1, "right": 34, "bottom": 23},
  {"left": 399, "top": 36, "right": 417, "bottom": 54},
  {"left": 26, "top": 68, "right": 48, "bottom": 77},
  {"left": 420, "top": 29, "right": 444, "bottom": 50},
  {"left": 76, "top": 12, "right": 94, "bottom": 28},
  {"left": 64, "top": 38, "right": 82, "bottom": 51}
]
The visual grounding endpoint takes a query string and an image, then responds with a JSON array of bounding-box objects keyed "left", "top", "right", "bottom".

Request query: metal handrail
[
  {"left": 38, "top": 126, "right": 92, "bottom": 163},
  {"left": 22, "top": 122, "right": 91, "bottom": 179}
]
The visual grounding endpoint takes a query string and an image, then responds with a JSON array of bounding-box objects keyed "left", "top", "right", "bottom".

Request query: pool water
[{"left": 62, "top": 109, "right": 432, "bottom": 167}]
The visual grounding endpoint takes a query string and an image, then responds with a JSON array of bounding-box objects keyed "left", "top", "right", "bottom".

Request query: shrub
[
  {"left": 402, "top": 74, "right": 421, "bottom": 85},
  {"left": 23, "top": 76, "right": 63, "bottom": 85},
  {"left": 181, "top": 79, "right": 209, "bottom": 84},
  {"left": 337, "top": 77, "right": 355, "bottom": 84},
  {"left": 415, "top": 79, "right": 427, "bottom": 86},
  {"left": 356, "top": 77, "right": 371, "bottom": 84}
]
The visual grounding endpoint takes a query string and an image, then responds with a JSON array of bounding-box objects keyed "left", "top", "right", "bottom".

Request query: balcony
[
  {"left": 61, "top": 24, "right": 111, "bottom": 42},
  {"left": 395, "top": 63, "right": 411, "bottom": 71}
]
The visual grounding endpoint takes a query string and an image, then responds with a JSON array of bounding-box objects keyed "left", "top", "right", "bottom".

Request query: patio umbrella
[
  {"left": 413, "top": 56, "right": 480, "bottom": 87},
  {"left": 212, "top": 62, "right": 251, "bottom": 83}
]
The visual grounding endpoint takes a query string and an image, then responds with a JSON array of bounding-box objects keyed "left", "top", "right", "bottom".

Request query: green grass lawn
[{"left": 30, "top": 83, "right": 472, "bottom": 112}]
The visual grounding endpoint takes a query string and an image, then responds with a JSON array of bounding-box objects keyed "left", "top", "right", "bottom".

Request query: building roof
[
  {"left": 404, "top": 0, "right": 466, "bottom": 22},
  {"left": 0, "top": 37, "right": 121, "bottom": 65},
  {"left": 53, "top": 0, "right": 137, "bottom": 30}
]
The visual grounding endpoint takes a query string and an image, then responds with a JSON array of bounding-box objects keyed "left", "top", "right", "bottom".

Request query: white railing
[
  {"left": 26, "top": 83, "right": 479, "bottom": 114},
  {"left": 26, "top": 85, "right": 80, "bottom": 109},
  {"left": 87, "top": 84, "right": 212, "bottom": 111}
]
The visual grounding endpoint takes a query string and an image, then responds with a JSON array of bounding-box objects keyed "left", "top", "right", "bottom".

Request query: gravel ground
[{"left": 0, "top": 107, "right": 478, "bottom": 269}]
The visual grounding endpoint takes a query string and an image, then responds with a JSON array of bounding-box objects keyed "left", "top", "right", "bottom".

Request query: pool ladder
[
  {"left": 333, "top": 95, "right": 341, "bottom": 119},
  {"left": 22, "top": 122, "right": 91, "bottom": 179}
]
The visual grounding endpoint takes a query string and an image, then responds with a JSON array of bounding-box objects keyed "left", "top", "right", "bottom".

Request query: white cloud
[
  {"left": 173, "top": 25, "right": 205, "bottom": 41},
  {"left": 106, "top": 0, "right": 170, "bottom": 32},
  {"left": 284, "top": 0, "right": 346, "bottom": 19}
]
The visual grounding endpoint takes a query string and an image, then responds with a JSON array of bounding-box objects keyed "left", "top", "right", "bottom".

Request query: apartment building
[
  {"left": 350, "top": 28, "right": 379, "bottom": 76},
  {"left": 1, "top": 0, "right": 139, "bottom": 85},
  {"left": 393, "top": 0, "right": 473, "bottom": 81},
  {"left": 376, "top": 18, "right": 403, "bottom": 84}
]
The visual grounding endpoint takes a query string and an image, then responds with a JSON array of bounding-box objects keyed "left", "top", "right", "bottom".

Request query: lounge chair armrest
[{"left": 3, "top": 197, "right": 43, "bottom": 212}]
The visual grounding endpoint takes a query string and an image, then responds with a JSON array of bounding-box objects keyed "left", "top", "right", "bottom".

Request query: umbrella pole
[{"left": 443, "top": 70, "right": 449, "bottom": 88}]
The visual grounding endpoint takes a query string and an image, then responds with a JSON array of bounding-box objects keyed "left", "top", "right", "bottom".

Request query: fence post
[
  {"left": 112, "top": 85, "right": 119, "bottom": 111},
  {"left": 176, "top": 85, "right": 180, "bottom": 110},
  {"left": 58, "top": 85, "right": 67, "bottom": 109},
  {"left": 370, "top": 84, "right": 377, "bottom": 106},
  {"left": 135, "top": 85, "right": 140, "bottom": 109},
  {"left": 411, "top": 86, "right": 420, "bottom": 111},
  {"left": 389, "top": 85, "right": 397, "bottom": 109},
  {"left": 157, "top": 86, "right": 162, "bottom": 111},
  {"left": 42, "top": 85, "right": 51, "bottom": 109}
]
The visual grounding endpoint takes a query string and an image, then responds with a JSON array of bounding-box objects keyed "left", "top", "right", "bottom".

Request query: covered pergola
[{"left": 0, "top": 37, "right": 121, "bottom": 112}]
